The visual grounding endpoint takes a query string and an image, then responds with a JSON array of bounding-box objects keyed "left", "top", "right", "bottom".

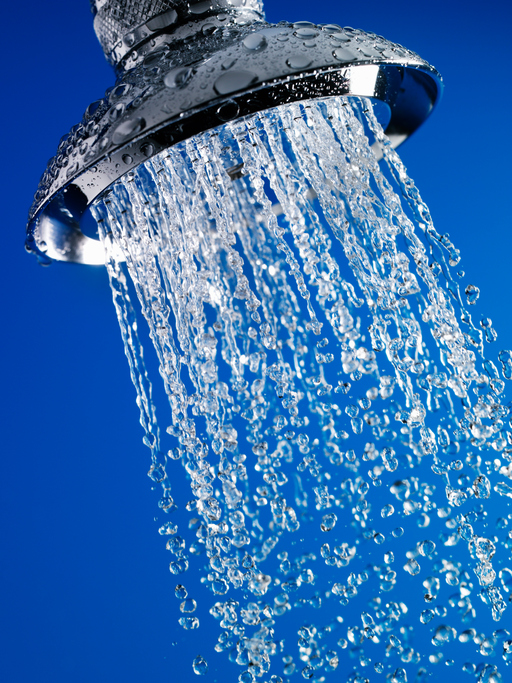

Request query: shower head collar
[
  {"left": 26, "top": 2, "right": 442, "bottom": 265},
  {"left": 91, "top": 0, "right": 265, "bottom": 71}
]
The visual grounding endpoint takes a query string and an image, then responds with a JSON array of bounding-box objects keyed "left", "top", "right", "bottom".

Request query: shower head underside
[{"left": 26, "top": 0, "right": 442, "bottom": 265}]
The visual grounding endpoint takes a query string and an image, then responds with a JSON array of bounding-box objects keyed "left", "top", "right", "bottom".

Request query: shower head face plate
[{"left": 26, "top": 19, "right": 442, "bottom": 265}]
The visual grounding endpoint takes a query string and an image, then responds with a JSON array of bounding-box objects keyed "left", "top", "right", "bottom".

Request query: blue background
[{"left": 2, "top": 0, "right": 512, "bottom": 681}]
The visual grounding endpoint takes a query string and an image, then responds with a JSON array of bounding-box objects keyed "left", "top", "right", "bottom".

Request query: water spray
[{"left": 26, "top": 2, "right": 512, "bottom": 682}]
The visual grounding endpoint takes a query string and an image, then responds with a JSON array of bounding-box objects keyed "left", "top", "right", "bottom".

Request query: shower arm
[{"left": 26, "top": 0, "right": 442, "bottom": 265}]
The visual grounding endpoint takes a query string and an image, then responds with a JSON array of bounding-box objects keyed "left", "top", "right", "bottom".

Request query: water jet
[{"left": 25, "top": 2, "right": 512, "bottom": 682}]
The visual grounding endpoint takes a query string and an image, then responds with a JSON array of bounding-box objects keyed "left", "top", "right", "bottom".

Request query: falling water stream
[{"left": 91, "top": 97, "right": 512, "bottom": 682}]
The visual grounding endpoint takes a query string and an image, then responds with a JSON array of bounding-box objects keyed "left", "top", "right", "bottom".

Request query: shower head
[{"left": 25, "top": 0, "right": 442, "bottom": 265}]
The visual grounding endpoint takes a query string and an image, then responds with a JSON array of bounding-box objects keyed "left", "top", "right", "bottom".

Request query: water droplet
[
  {"left": 473, "top": 474, "right": 491, "bottom": 498},
  {"left": 85, "top": 99, "right": 103, "bottom": 119},
  {"left": 420, "top": 609, "right": 435, "bottom": 624},
  {"left": 222, "top": 57, "right": 236, "bottom": 70},
  {"left": 286, "top": 55, "right": 313, "bottom": 70},
  {"left": 404, "top": 558, "right": 421, "bottom": 576},
  {"left": 122, "top": 154, "right": 133, "bottom": 165},
  {"left": 465, "top": 284, "right": 480, "bottom": 305},
  {"left": 391, "top": 668, "right": 407, "bottom": 683},
  {"left": 333, "top": 47, "right": 356, "bottom": 61},
  {"left": 294, "top": 28, "right": 319, "bottom": 39},
  {"left": 330, "top": 32, "right": 351, "bottom": 43},
  {"left": 180, "top": 598, "right": 197, "bottom": 613},
  {"left": 418, "top": 540, "right": 436, "bottom": 558},
  {"left": 381, "top": 504, "right": 395, "bottom": 518},
  {"left": 112, "top": 117, "right": 146, "bottom": 145},
  {"left": 175, "top": 584, "right": 188, "bottom": 599},
  {"left": 432, "top": 625, "right": 456, "bottom": 646},
  {"left": 147, "top": 9, "right": 177, "bottom": 31},
  {"left": 292, "top": 21, "right": 316, "bottom": 29},
  {"left": 164, "top": 67, "right": 194, "bottom": 89},
  {"left": 499, "top": 568, "right": 512, "bottom": 593},
  {"left": 216, "top": 100, "right": 240, "bottom": 122},
  {"left": 213, "top": 70, "right": 258, "bottom": 95},
  {"left": 140, "top": 142, "right": 154, "bottom": 157},
  {"left": 192, "top": 655, "right": 208, "bottom": 675},
  {"left": 159, "top": 521, "right": 177, "bottom": 535},
  {"left": 189, "top": 0, "right": 212, "bottom": 15},
  {"left": 179, "top": 616, "right": 200, "bottom": 630},
  {"left": 109, "top": 83, "right": 131, "bottom": 102},
  {"left": 242, "top": 33, "right": 267, "bottom": 51},
  {"left": 320, "top": 513, "right": 337, "bottom": 531}
]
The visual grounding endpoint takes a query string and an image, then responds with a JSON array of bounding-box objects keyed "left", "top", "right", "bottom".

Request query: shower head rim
[{"left": 26, "top": 20, "right": 442, "bottom": 265}]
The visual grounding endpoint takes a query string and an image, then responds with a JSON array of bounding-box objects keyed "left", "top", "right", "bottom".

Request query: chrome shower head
[{"left": 25, "top": 0, "right": 442, "bottom": 265}]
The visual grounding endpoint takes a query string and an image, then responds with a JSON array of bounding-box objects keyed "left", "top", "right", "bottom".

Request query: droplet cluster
[{"left": 92, "top": 96, "right": 512, "bottom": 681}]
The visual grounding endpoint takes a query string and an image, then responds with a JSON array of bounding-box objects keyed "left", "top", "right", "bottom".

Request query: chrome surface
[
  {"left": 91, "top": 0, "right": 264, "bottom": 69},
  {"left": 26, "top": 3, "right": 442, "bottom": 265}
]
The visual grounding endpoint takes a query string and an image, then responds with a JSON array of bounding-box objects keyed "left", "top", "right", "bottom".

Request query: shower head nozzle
[{"left": 26, "top": 0, "right": 442, "bottom": 265}]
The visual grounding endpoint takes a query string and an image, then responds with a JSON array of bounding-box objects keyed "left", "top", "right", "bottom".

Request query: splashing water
[{"left": 91, "top": 97, "right": 512, "bottom": 682}]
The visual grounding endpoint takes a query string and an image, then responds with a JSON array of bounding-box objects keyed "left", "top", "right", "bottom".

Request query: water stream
[{"left": 91, "top": 97, "right": 512, "bottom": 682}]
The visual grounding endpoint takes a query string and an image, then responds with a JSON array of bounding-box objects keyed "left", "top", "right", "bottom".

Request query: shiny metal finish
[
  {"left": 26, "top": 4, "right": 442, "bottom": 265},
  {"left": 91, "top": 0, "right": 264, "bottom": 69}
]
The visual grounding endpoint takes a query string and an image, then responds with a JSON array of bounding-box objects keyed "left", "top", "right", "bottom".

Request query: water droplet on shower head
[
  {"left": 330, "top": 32, "right": 351, "bottom": 43},
  {"left": 147, "top": 9, "right": 178, "bottom": 32},
  {"left": 140, "top": 142, "right": 154, "bottom": 157},
  {"left": 164, "top": 67, "right": 194, "bottom": 89},
  {"left": 286, "top": 55, "right": 312, "bottom": 70},
  {"left": 112, "top": 117, "right": 145, "bottom": 145},
  {"left": 216, "top": 100, "right": 240, "bottom": 122},
  {"left": 294, "top": 27, "right": 319, "bottom": 39},
  {"left": 333, "top": 47, "right": 356, "bottom": 61},
  {"left": 108, "top": 103, "right": 125, "bottom": 122},
  {"left": 242, "top": 33, "right": 267, "bottom": 51},
  {"left": 292, "top": 21, "right": 316, "bottom": 30},
  {"left": 221, "top": 57, "right": 236, "bottom": 70},
  {"left": 124, "top": 32, "right": 135, "bottom": 47},
  {"left": 213, "top": 70, "right": 258, "bottom": 95},
  {"left": 189, "top": 0, "right": 212, "bottom": 15}
]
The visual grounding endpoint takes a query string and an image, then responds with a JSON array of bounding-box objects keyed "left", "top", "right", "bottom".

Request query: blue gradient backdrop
[{"left": 2, "top": 1, "right": 511, "bottom": 681}]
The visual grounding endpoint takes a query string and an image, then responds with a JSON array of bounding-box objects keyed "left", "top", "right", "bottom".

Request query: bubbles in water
[{"left": 92, "top": 96, "right": 512, "bottom": 681}]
